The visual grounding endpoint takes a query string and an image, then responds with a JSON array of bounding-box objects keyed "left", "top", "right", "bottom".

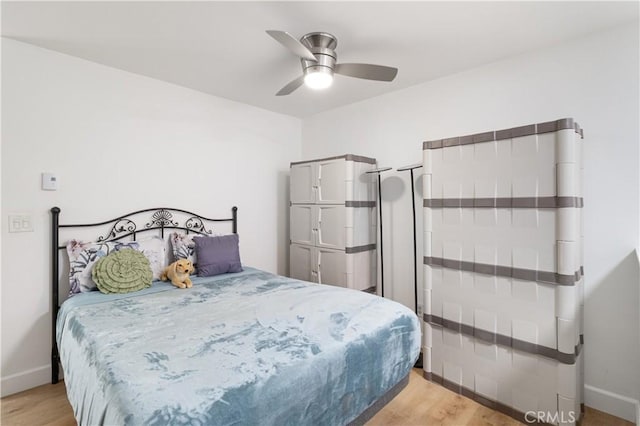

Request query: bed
[{"left": 51, "top": 206, "right": 421, "bottom": 425}]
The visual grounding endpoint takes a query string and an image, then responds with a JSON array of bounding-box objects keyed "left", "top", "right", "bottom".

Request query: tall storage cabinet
[
  {"left": 423, "top": 118, "right": 584, "bottom": 425},
  {"left": 290, "top": 155, "right": 377, "bottom": 291}
]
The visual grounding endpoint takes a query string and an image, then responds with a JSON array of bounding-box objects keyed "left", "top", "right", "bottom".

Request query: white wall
[
  {"left": 302, "top": 24, "right": 640, "bottom": 422},
  {"left": 0, "top": 38, "right": 301, "bottom": 396}
]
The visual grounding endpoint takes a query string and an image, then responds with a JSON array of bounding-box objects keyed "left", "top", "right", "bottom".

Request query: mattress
[{"left": 57, "top": 267, "right": 421, "bottom": 425}]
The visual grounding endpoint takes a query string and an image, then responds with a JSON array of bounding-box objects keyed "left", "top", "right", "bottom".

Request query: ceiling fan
[{"left": 266, "top": 30, "right": 398, "bottom": 96}]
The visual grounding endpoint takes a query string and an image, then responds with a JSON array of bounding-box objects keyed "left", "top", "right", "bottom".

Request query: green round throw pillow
[{"left": 92, "top": 248, "right": 153, "bottom": 294}]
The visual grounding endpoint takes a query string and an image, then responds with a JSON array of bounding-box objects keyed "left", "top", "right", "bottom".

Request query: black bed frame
[{"left": 50, "top": 206, "right": 238, "bottom": 384}]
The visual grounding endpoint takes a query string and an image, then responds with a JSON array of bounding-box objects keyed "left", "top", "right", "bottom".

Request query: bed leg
[
  {"left": 51, "top": 207, "right": 61, "bottom": 385},
  {"left": 52, "top": 345, "right": 59, "bottom": 384}
]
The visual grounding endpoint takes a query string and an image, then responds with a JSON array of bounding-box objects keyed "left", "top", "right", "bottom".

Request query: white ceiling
[{"left": 2, "top": 1, "right": 638, "bottom": 117}]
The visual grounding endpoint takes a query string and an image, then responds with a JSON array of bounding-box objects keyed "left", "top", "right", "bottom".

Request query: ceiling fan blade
[
  {"left": 276, "top": 75, "right": 305, "bottom": 96},
  {"left": 335, "top": 63, "right": 398, "bottom": 82},
  {"left": 266, "top": 30, "right": 317, "bottom": 62}
]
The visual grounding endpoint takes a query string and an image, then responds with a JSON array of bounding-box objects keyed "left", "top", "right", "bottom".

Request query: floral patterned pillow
[
  {"left": 67, "top": 236, "right": 166, "bottom": 295},
  {"left": 67, "top": 240, "right": 138, "bottom": 295},
  {"left": 170, "top": 232, "right": 199, "bottom": 271},
  {"left": 136, "top": 236, "right": 166, "bottom": 281}
]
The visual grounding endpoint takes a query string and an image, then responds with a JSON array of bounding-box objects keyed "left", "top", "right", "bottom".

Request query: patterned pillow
[
  {"left": 135, "top": 236, "right": 166, "bottom": 281},
  {"left": 67, "top": 240, "right": 138, "bottom": 294},
  {"left": 170, "top": 232, "right": 199, "bottom": 270},
  {"left": 67, "top": 236, "right": 166, "bottom": 295}
]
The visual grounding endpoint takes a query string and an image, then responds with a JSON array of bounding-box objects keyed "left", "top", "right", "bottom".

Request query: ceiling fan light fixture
[
  {"left": 267, "top": 30, "right": 397, "bottom": 96},
  {"left": 304, "top": 67, "right": 333, "bottom": 90}
]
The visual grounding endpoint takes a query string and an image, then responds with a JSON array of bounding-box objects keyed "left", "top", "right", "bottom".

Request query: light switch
[
  {"left": 42, "top": 173, "right": 58, "bottom": 191},
  {"left": 10, "top": 217, "right": 21, "bottom": 232},
  {"left": 9, "top": 215, "right": 33, "bottom": 232},
  {"left": 22, "top": 217, "right": 33, "bottom": 231}
]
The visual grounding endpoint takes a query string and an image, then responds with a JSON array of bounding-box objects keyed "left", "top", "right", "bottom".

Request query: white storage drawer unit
[
  {"left": 423, "top": 118, "right": 584, "bottom": 425},
  {"left": 290, "top": 205, "right": 376, "bottom": 250},
  {"left": 290, "top": 244, "right": 376, "bottom": 290},
  {"left": 290, "top": 155, "right": 377, "bottom": 291}
]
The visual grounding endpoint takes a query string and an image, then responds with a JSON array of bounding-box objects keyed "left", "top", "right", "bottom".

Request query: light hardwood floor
[
  {"left": 1, "top": 369, "right": 633, "bottom": 425},
  {"left": 371, "top": 370, "right": 633, "bottom": 426}
]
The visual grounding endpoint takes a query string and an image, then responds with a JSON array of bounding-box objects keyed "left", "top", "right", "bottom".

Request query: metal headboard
[{"left": 50, "top": 206, "right": 238, "bottom": 384}]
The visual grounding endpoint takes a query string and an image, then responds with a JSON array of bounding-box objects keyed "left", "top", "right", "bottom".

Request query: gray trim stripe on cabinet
[
  {"left": 423, "top": 117, "right": 583, "bottom": 150},
  {"left": 344, "top": 154, "right": 377, "bottom": 164},
  {"left": 423, "top": 371, "right": 559, "bottom": 426},
  {"left": 423, "top": 196, "right": 583, "bottom": 209},
  {"left": 290, "top": 154, "right": 376, "bottom": 166},
  {"left": 290, "top": 200, "right": 376, "bottom": 207},
  {"left": 424, "top": 256, "right": 583, "bottom": 286},
  {"left": 345, "top": 201, "right": 376, "bottom": 208},
  {"left": 346, "top": 244, "right": 376, "bottom": 254},
  {"left": 424, "top": 314, "right": 583, "bottom": 365},
  {"left": 290, "top": 243, "right": 375, "bottom": 254}
]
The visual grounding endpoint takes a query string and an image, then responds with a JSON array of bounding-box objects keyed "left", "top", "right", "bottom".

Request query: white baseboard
[
  {"left": 585, "top": 383, "right": 639, "bottom": 424},
  {"left": 1, "top": 365, "right": 51, "bottom": 397}
]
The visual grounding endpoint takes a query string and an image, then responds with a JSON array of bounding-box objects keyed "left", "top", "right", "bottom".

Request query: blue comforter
[{"left": 57, "top": 268, "right": 421, "bottom": 425}]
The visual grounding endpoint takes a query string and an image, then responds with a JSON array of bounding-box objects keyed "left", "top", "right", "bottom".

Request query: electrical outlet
[{"left": 417, "top": 304, "right": 423, "bottom": 316}]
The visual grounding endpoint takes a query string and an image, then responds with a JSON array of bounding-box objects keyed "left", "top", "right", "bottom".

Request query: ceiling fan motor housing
[{"left": 300, "top": 32, "right": 337, "bottom": 76}]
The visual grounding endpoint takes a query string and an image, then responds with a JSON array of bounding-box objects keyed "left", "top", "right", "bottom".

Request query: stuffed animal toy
[{"left": 161, "top": 259, "right": 194, "bottom": 289}]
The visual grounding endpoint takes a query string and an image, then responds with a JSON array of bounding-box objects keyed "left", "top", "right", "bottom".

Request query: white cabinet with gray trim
[
  {"left": 289, "top": 155, "right": 377, "bottom": 291},
  {"left": 423, "top": 118, "right": 584, "bottom": 425}
]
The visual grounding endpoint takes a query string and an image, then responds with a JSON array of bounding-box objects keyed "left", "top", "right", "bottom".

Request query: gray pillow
[{"left": 194, "top": 234, "right": 243, "bottom": 277}]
